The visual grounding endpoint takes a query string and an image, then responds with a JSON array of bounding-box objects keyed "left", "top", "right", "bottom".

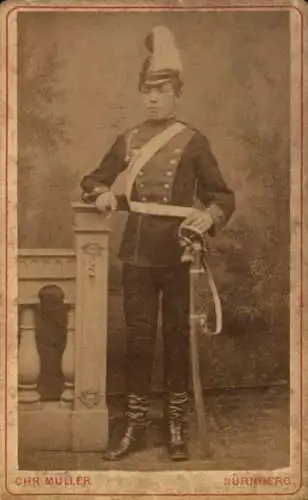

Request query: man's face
[{"left": 141, "top": 81, "right": 178, "bottom": 121}]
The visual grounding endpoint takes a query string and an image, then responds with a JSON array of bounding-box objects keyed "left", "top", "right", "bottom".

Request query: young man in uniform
[{"left": 81, "top": 26, "right": 235, "bottom": 462}]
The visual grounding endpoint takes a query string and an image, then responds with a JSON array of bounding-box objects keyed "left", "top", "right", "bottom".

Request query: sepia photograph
[{"left": 1, "top": 1, "right": 306, "bottom": 497}]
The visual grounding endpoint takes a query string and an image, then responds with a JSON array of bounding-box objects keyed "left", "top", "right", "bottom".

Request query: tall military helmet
[{"left": 139, "top": 26, "right": 183, "bottom": 93}]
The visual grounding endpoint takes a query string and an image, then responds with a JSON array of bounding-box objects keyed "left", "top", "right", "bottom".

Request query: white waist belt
[{"left": 130, "top": 201, "right": 194, "bottom": 218}]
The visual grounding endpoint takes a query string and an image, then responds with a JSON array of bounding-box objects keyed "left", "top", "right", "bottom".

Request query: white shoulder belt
[{"left": 125, "top": 121, "right": 187, "bottom": 212}]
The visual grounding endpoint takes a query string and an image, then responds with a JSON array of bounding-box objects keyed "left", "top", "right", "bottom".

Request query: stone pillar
[
  {"left": 71, "top": 203, "right": 111, "bottom": 451},
  {"left": 60, "top": 305, "right": 75, "bottom": 408},
  {"left": 18, "top": 305, "right": 41, "bottom": 405}
]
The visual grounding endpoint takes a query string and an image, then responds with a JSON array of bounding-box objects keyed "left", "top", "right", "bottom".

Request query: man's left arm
[{"left": 192, "top": 132, "right": 235, "bottom": 235}]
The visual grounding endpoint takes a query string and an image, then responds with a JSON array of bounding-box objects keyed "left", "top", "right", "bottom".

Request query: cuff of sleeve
[
  {"left": 206, "top": 204, "right": 225, "bottom": 237},
  {"left": 92, "top": 186, "right": 110, "bottom": 195},
  {"left": 82, "top": 185, "right": 110, "bottom": 203}
]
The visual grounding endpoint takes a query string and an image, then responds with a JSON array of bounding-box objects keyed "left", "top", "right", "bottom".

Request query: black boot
[
  {"left": 103, "top": 394, "right": 148, "bottom": 461},
  {"left": 166, "top": 392, "right": 190, "bottom": 461}
]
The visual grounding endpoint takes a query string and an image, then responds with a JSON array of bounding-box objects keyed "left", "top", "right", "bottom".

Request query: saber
[{"left": 179, "top": 229, "right": 223, "bottom": 457}]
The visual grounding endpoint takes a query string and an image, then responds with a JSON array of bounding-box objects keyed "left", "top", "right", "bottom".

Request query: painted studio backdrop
[{"left": 18, "top": 11, "right": 290, "bottom": 397}]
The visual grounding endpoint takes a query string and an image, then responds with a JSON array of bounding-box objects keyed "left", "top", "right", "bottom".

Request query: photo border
[{"left": 1, "top": 1, "right": 306, "bottom": 497}]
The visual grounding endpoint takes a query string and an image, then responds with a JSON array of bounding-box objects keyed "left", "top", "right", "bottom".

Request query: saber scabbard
[
  {"left": 188, "top": 243, "right": 212, "bottom": 457},
  {"left": 179, "top": 226, "right": 223, "bottom": 457}
]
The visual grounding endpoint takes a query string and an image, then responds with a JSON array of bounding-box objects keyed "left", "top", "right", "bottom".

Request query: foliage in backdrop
[{"left": 18, "top": 11, "right": 290, "bottom": 390}]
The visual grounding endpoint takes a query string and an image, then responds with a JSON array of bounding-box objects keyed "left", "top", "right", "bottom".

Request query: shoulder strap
[{"left": 125, "top": 122, "right": 187, "bottom": 202}]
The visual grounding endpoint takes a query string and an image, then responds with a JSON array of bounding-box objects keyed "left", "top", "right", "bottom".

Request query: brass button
[
  {"left": 166, "top": 171, "right": 173, "bottom": 177},
  {"left": 162, "top": 197, "right": 168, "bottom": 203},
  {"left": 169, "top": 159, "right": 176, "bottom": 165},
  {"left": 141, "top": 196, "right": 147, "bottom": 201},
  {"left": 174, "top": 148, "right": 181, "bottom": 154},
  {"left": 140, "top": 183, "right": 145, "bottom": 188},
  {"left": 164, "top": 183, "right": 170, "bottom": 189}
]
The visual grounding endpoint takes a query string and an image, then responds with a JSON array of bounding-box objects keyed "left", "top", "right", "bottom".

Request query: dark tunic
[{"left": 81, "top": 118, "right": 235, "bottom": 267}]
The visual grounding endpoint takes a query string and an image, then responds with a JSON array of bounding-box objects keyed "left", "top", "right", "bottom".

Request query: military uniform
[
  {"left": 81, "top": 117, "right": 235, "bottom": 266},
  {"left": 81, "top": 26, "right": 235, "bottom": 462}
]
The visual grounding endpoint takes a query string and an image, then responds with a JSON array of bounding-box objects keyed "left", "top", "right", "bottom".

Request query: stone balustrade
[{"left": 18, "top": 203, "right": 111, "bottom": 451}]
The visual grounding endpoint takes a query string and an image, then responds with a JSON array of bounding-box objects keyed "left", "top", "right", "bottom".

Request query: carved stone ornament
[
  {"left": 79, "top": 390, "right": 102, "bottom": 409},
  {"left": 82, "top": 243, "right": 104, "bottom": 279},
  {"left": 82, "top": 243, "right": 103, "bottom": 257}
]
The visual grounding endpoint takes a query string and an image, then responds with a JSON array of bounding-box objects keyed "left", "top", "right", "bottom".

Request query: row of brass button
[
  {"left": 140, "top": 196, "right": 169, "bottom": 203},
  {"left": 130, "top": 129, "right": 182, "bottom": 205}
]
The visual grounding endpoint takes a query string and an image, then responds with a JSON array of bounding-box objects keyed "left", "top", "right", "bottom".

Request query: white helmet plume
[{"left": 148, "top": 26, "right": 182, "bottom": 74}]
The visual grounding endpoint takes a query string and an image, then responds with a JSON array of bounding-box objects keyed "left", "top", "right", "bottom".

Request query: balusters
[
  {"left": 37, "top": 284, "right": 66, "bottom": 401},
  {"left": 18, "top": 305, "right": 41, "bottom": 405},
  {"left": 61, "top": 305, "right": 75, "bottom": 407}
]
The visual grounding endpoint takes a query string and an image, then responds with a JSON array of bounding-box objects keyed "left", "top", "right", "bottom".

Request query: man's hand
[
  {"left": 180, "top": 209, "right": 213, "bottom": 237},
  {"left": 95, "top": 191, "right": 117, "bottom": 214}
]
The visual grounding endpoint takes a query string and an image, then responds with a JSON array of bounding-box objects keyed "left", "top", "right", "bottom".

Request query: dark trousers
[{"left": 122, "top": 263, "right": 190, "bottom": 395}]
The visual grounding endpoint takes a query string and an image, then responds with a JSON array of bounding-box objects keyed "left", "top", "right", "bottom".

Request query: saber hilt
[{"left": 179, "top": 225, "right": 222, "bottom": 337}]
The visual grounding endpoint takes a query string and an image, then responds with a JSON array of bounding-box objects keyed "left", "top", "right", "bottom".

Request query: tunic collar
[{"left": 144, "top": 116, "right": 177, "bottom": 129}]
